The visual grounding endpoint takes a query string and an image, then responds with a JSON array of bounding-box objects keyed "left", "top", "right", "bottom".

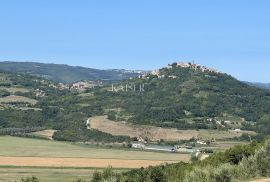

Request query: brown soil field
[
  {"left": 89, "top": 116, "right": 199, "bottom": 141},
  {"left": 0, "top": 156, "right": 178, "bottom": 169}
]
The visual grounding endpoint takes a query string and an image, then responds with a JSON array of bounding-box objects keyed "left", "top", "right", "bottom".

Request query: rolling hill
[
  {"left": 83, "top": 62, "right": 270, "bottom": 135},
  {"left": 0, "top": 61, "right": 144, "bottom": 83},
  {"left": 1, "top": 62, "right": 270, "bottom": 143},
  {"left": 0, "top": 71, "right": 131, "bottom": 143}
]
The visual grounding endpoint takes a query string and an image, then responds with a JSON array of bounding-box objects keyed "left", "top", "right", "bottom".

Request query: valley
[
  {"left": 1, "top": 0, "right": 270, "bottom": 180},
  {"left": 0, "top": 62, "right": 269, "bottom": 181}
]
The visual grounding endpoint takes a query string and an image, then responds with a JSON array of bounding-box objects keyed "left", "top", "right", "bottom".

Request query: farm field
[
  {"left": 215, "top": 141, "right": 250, "bottom": 150},
  {"left": 198, "top": 129, "right": 256, "bottom": 140},
  {"left": 0, "top": 87, "right": 29, "bottom": 93},
  {"left": 0, "top": 95, "right": 37, "bottom": 105},
  {"left": 0, "top": 136, "right": 190, "bottom": 166},
  {"left": 89, "top": 116, "right": 255, "bottom": 141},
  {"left": 0, "top": 167, "right": 101, "bottom": 182},
  {"left": 89, "top": 116, "right": 198, "bottom": 141},
  {"left": 0, "top": 156, "right": 176, "bottom": 169}
]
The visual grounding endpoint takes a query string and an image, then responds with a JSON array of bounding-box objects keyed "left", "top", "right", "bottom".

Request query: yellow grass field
[
  {"left": 89, "top": 116, "right": 255, "bottom": 141},
  {"left": 198, "top": 129, "right": 256, "bottom": 140},
  {"left": 89, "top": 116, "right": 198, "bottom": 141}
]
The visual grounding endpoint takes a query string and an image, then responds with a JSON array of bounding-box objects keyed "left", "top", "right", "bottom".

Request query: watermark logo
[{"left": 109, "top": 84, "right": 145, "bottom": 92}]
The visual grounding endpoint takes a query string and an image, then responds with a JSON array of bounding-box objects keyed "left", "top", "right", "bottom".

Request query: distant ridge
[
  {"left": 244, "top": 82, "right": 270, "bottom": 90},
  {"left": 0, "top": 61, "right": 145, "bottom": 83}
]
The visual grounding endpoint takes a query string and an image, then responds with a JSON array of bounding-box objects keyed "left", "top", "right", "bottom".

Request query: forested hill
[
  {"left": 0, "top": 72, "right": 130, "bottom": 143},
  {"left": 1, "top": 62, "right": 270, "bottom": 142},
  {"left": 0, "top": 61, "right": 143, "bottom": 83},
  {"left": 96, "top": 62, "right": 270, "bottom": 134}
]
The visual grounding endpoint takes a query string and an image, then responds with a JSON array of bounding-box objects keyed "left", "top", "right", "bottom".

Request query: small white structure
[
  {"left": 168, "top": 75, "right": 177, "bottom": 79},
  {"left": 132, "top": 143, "right": 145, "bottom": 149},
  {"left": 224, "top": 120, "right": 231, "bottom": 124},
  {"left": 197, "top": 140, "right": 207, "bottom": 145}
]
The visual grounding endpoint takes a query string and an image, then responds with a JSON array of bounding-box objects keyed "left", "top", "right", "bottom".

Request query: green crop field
[
  {"left": 0, "top": 136, "right": 190, "bottom": 181},
  {"left": 0, "top": 136, "right": 190, "bottom": 161},
  {"left": 0, "top": 166, "right": 102, "bottom": 182}
]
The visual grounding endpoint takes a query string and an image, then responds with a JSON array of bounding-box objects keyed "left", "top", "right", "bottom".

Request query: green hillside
[
  {"left": 78, "top": 62, "right": 270, "bottom": 135},
  {"left": 0, "top": 72, "right": 129, "bottom": 143},
  {"left": 0, "top": 62, "right": 142, "bottom": 83},
  {"left": 1, "top": 62, "right": 270, "bottom": 143}
]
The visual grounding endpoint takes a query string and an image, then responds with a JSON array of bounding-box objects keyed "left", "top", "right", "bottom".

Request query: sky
[{"left": 0, "top": 0, "right": 270, "bottom": 82}]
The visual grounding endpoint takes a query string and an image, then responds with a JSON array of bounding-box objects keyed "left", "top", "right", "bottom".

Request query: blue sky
[{"left": 0, "top": 1, "right": 269, "bottom": 82}]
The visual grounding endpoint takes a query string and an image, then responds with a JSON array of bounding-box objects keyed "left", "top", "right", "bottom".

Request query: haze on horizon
[{"left": 0, "top": 0, "right": 269, "bottom": 82}]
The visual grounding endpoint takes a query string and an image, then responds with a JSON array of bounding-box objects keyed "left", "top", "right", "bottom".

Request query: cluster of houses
[
  {"left": 35, "top": 88, "right": 45, "bottom": 97},
  {"left": 49, "top": 81, "right": 100, "bottom": 91},
  {"left": 139, "top": 61, "right": 223, "bottom": 80},
  {"left": 131, "top": 142, "right": 213, "bottom": 153},
  {"left": 207, "top": 117, "right": 244, "bottom": 131},
  {"left": 171, "top": 61, "right": 222, "bottom": 74},
  {"left": 207, "top": 118, "right": 233, "bottom": 127},
  {"left": 70, "top": 81, "right": 98, "bottom": 91},
  {"left": 131, "top": 143, "right": 194, "bottom": 153}
]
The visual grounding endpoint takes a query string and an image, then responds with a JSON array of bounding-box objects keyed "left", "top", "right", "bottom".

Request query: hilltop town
[{"left": 140, "top": 61, "right": 223, "bottom": 79}]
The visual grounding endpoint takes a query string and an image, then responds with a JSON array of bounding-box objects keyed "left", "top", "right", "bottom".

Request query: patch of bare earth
[
  {"left": 0, "top": 156, "right": 177, "bottom": 169},
  {"left": 199, "top": 154, "right": 210, "bottom": 161},
  {"left": 89, "top": 116, "right": 198, "bottom": 141},
  {"left": 31, "top": 130, "right": 57, "bottom": 140}
]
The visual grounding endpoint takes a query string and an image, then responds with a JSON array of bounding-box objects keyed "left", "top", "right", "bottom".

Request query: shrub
[
  {"left": 91, "top": 171, "right": 103, "bottom": 182},
  {"left": 210, "top": 164, "right": 238, "bottom": 182},
  {"left": 20, "top": 176, "right": 39, "bottom": 182}
]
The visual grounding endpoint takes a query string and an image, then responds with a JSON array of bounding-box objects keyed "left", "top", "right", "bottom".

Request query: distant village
[
  {"left": 130, "top": 136, "right": 214, "bottom": 155},
  {"left": 43, "top": 61, "right": 225, "bottom": 94},
  {"left": 139, "top": 61, "right": 223, "bottom": 79},
  {"left": 49, "top": 81, "right": 102, "bottom": 92}
]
